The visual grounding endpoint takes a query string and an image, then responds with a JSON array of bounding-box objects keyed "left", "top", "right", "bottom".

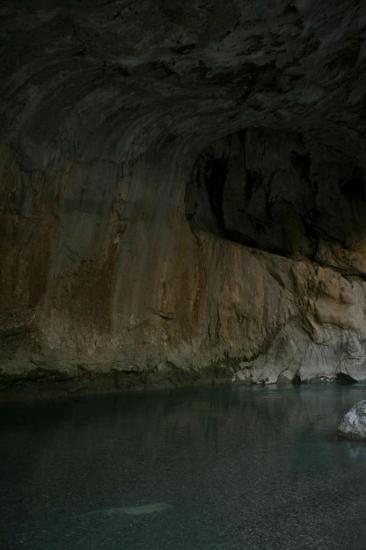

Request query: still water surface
[{"left": 1, "top": 384, "right": 366, "bottom": 549}]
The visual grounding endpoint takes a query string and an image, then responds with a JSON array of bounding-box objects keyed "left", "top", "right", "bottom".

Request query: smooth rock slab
[{"left": 338, "top": 400, "right": 366, "bottom": 440}]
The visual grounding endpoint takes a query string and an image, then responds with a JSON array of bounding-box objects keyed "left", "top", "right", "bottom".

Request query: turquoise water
[{"left": 1, "top": 384, "right": 366, "bottom": 549}]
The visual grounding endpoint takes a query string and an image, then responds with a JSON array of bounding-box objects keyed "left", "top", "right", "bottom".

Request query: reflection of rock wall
[{"left": 1, "top": 133, "right": 366, "bottom": 396}]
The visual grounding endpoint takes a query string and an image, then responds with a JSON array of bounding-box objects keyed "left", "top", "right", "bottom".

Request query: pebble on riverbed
[{"left": 338, "top": 400, "right": 366, "bottom": 440}]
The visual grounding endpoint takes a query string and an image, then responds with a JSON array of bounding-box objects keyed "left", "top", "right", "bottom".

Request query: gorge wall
[{"left": 1, "top": 0, "right": 366, "bottom": 396}]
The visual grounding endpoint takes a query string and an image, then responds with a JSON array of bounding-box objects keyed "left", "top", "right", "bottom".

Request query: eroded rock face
[
  {"left": 187, "top": 129, "right": 366, "bottom": 268},
  {"left": 0, "top": 1, "right": 366, "bottom": 396},
  {"left": 338, "top": 401, "right": 366, "bottom": 440}
]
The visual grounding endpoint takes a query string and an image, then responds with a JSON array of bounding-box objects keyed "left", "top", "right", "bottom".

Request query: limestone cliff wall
[
  {"left": 1, "top": 0, "right": 366, "bottom": 395},
  {"left": 2, "top": 130, "right": 366, "bottom": 395}
]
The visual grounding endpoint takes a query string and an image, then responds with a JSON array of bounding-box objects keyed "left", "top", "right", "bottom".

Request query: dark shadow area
[
  {"left": 204, "top": 158, "right": 227, "bottom": 231},
  {"left": 336, "top": 372, "right": 357, "bottom": 385},
  {"left": 186, "top": 128, "right": 366, "bottom": 262}
]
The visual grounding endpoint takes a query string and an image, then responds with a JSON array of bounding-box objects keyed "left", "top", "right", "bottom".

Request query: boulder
[{"left": 338, "top": 401, "right": 366, "bottom": 440}]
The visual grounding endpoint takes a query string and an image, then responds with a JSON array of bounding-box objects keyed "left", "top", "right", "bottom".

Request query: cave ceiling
[{"left": 0, "top": 0, "right": 365, "bottom": 167}]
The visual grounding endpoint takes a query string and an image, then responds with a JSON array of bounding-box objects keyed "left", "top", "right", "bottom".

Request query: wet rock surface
[
  {"left": 338, "top": 400, "right": 366, "bottom": 439},
  {"left": 1, "top": 1, "right": 366, "bottom": 396}
]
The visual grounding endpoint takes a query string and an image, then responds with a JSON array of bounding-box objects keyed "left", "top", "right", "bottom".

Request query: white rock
[{"left": 338, "top": 400, "right": 366, "bottom": 439}]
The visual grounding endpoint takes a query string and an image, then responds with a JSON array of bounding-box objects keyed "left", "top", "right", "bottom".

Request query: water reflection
[
  {"left": 345, "top": 442, "right": 366, "bottom": 461},
  {"left": 1, "top": 384, "right": 366, "bottom": 549}
]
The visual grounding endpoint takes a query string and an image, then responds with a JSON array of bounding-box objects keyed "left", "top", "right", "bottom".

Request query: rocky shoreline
[{"left": 1, "top": 359, "right": 363, "bottom": 402}]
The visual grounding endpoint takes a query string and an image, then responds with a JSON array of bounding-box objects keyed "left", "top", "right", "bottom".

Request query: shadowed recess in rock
[{"left": 186, "top": 129, "right": 366, "bottom": 264}]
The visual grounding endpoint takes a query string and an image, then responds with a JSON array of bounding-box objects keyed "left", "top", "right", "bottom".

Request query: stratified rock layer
[{"left": 0, "top": 1, "right": 366, "bottom": 396}]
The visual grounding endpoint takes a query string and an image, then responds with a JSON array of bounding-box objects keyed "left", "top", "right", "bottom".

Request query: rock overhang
[
  {"left": 1, "top": 1, "right": 366, "bottom": 397},
  {"left": 0, "top": 0, "right": 365, "bottom": 167}
]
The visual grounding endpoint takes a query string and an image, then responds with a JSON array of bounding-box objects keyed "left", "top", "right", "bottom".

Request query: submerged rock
[
  {"left": 80, "top": 502, "right": 173, "bottom": 520},
  {"left": 338, "top": 401, "right": 366, "bottom": 440}
]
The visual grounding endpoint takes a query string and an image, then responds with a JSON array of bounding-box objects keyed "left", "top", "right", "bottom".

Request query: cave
[
  {"left": 2, "top": 0, "right": 366, "bottom": 393},
  {"left": 186, "top": 129, "right": 366, "bottom": 260},
  {"left": 1, "top": 2, "right": 366, "bottom": 547}
]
